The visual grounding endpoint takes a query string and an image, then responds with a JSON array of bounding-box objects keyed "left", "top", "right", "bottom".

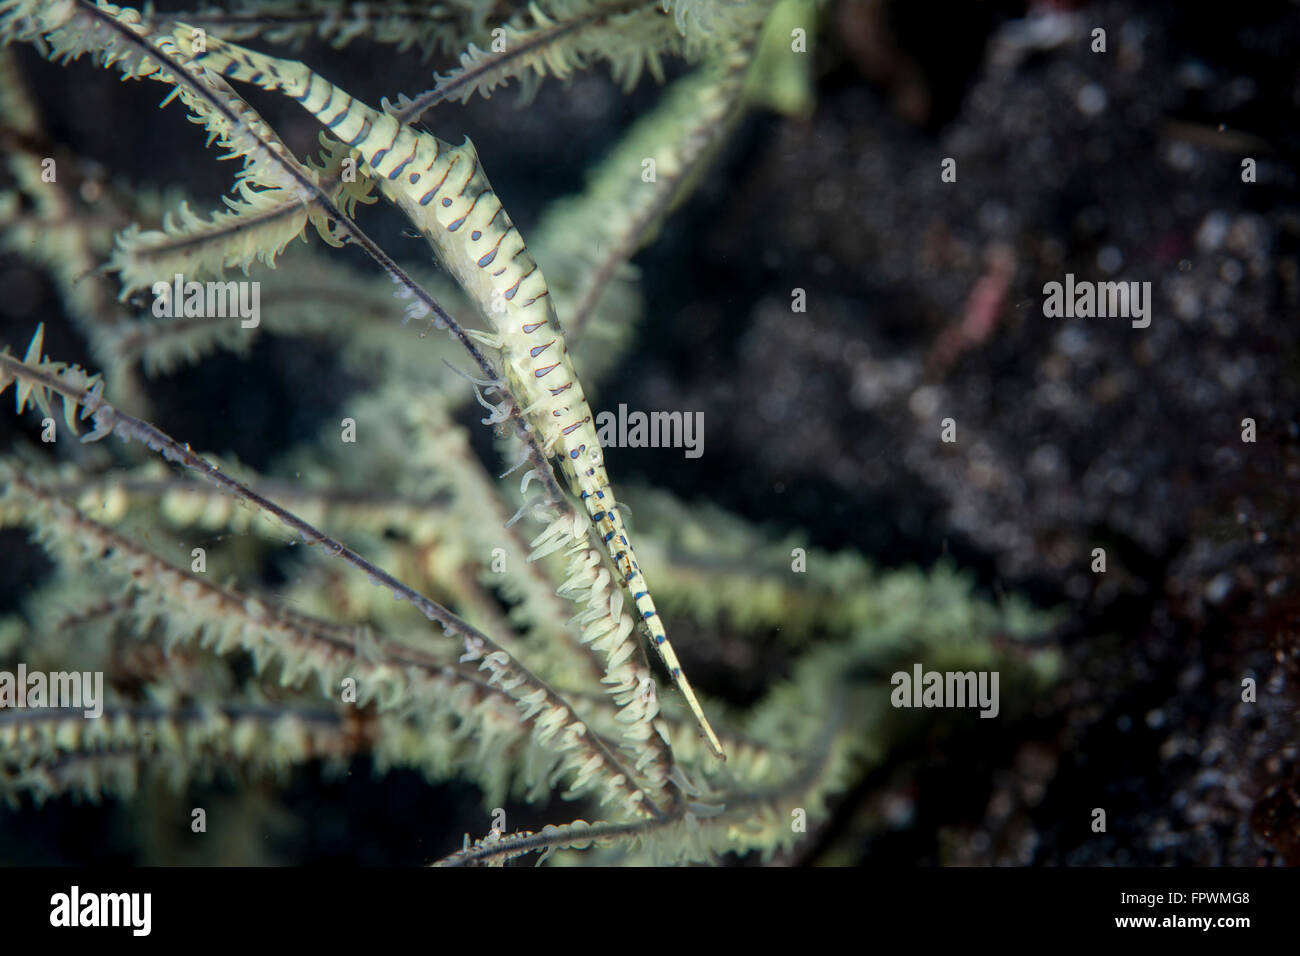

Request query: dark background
[{"left": 1, "top": 0, "right": 1298, "bottom": 864}]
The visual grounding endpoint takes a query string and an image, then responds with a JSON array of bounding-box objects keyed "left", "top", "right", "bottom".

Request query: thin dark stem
[{"left": 0, "top": 355, "right": 660, "bottom": 818}]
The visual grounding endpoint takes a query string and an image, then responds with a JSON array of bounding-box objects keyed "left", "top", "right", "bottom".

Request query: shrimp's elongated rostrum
[{"left": 173, "top": 29, "right": 725, "bottom": 759}]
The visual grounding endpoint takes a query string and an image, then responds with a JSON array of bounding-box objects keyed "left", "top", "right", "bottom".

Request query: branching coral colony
[{"left": 0, "top": 0, "right": 1060, "bottom": 864}]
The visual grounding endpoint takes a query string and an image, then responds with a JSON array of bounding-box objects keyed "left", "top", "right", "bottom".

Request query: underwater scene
[{"left": 0, "top": 0, "right": 1296, "bottom": 877}]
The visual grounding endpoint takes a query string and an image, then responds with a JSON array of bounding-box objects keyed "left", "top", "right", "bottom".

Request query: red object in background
[{"left": 929, "top": 243, "right": 1017, "bottom": 376}]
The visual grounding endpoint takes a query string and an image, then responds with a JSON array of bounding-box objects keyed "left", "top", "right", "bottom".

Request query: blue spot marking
[
  {"left": 655, "top": 635, "right": 665, "bottom": 644},
  {"left": 643, "top": 611, "right": 655, "bottom": 619},
  {"left": 408, "top": 172, "right": 420, "bottom": 184},
  {"left": 634, "top": 592, "right": 647, "bottom": 600},
  {"left": 471, "top": 230, "right": 481, "bottom": 240},
  {"left": 448, "top": 216, "right": 465, "bottom": 231},
  {"left": 477, "top": 248, "right": 498, "bottom": 268},
  {"left": 569, "top": 449, "right": 580, "bottom": 459},
  {"left": 619, "top": 536, "right": 627, "bottom": 546},
  {"left": 324, "top": 102, "right": 350, "bottom": 128},
  {"left": 388, "top": 154, "right": 414, "bottom": 179},
  {"left": 596, "top": 491, "right": 604, "bottom": 499},
  {"left": 418, "top": 189, "right": 438, "bottom": 205},
  {"left": 344, "top": 118, "right": 372, "bottom": 146},
  {"left": 672, "top": 667, "right": 681, "bottom": 677},
  {"left": 370, "top": 148, "right": 389, "bottom": 167},
  {"left": 604, "top": 531, "right": 615, "bottom": 541},
  {"left": 441, "top": 197, "right": 453, "bottom": 207}
]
